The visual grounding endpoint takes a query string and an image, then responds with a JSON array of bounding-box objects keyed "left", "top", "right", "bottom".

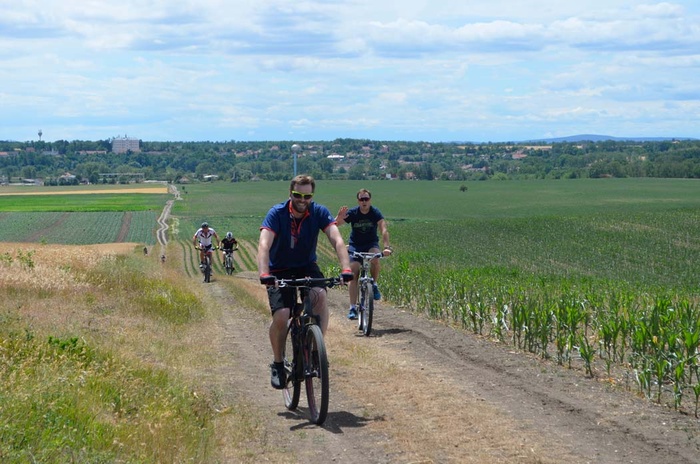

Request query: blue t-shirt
[
  {"left": 345, "top": 205, "right": 384, "bottom": 248},
  {"left": 261, "top": 200, "right": 335, "bottom": 271}
]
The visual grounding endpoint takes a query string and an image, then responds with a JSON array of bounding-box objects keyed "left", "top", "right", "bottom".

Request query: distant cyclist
[
  {"left": 220, "top": 231, "right": 239, "bottom": 269},
  {"left": 192, "top": 222, "right": 220, "bottom": 268}
]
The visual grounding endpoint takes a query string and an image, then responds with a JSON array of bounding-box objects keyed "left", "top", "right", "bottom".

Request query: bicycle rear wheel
[
  {"left": 283, "top": 324, "right": 301, "bottom": 410},
  {"left": 304, "top": 324, "right": 329, "bottom": 425}
]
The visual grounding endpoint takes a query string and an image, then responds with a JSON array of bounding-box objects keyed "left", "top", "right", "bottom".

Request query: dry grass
[
  {"left": 0, "top": 241, "right": 264, "bottom": 462},
  {"left": 0, "top": 242, "right": 137, "bottom": 293}
]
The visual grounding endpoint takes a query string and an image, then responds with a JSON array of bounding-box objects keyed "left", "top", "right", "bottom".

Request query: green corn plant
[
  {"left": 634, "top": 361, "right": 653, "bottom": 399},
  {"left": 693, "top": 384, "right": 700, "bottom": 418},
  {"left": 673, "top": 359, "right": 685, "bottom": 410},
  {"left": 578, "top": 334, "right": 596, "bottom": 378},
  {"left": 653, "top": 349, "right": 672, "bottom": 404}
]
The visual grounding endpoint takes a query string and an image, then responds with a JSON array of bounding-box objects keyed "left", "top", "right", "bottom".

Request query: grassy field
[
  {"left": 0, "top": 244, "right": 216, "bottom": 461},
  {"left": 172, "top": 178, "right": 700, "bottom": 411},
  {"left": 172, "top": 177, "right": 700, "bottom": 236},
  {"left": 2, "top": 177, "right": 700, "bottom": 459},
  {"left": 0, "top": 184, "right": 169, "bottom": 244}
]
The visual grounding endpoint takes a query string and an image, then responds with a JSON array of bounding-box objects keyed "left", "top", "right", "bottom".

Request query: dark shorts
[
  {"left": 348, "top": 243, "right": 379, "bottom": 263},
  {"left": 267, "top": 263, "right": 324, "bottom": 314}
]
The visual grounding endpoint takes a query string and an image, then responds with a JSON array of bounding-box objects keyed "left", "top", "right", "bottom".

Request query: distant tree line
[{"left": 1, "top": 138, "right": 699, "bottom": 184}]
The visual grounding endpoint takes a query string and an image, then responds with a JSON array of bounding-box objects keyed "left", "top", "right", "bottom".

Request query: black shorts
[{"left": 267, "top": 263, "right": 324, "bottom": 314}]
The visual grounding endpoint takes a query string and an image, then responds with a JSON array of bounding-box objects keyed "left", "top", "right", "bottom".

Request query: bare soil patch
[{"left": 116, "top": 212, "right": 132, "bottom": 242}]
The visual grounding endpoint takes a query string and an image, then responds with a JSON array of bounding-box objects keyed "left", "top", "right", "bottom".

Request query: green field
[
  {"left": 3, "top": 178, "right": 700, "bottom": 410},
  {"left": 171, "top": 177, "right": 700, "bottom": 237},
  {"left": 0, "top": 185, "right": 168, "bottom": 244},
  {"left": 172, "top": 180, "right": 700, "bottom": 281},
  {"left": 173, "top": 178, "right": 700, "bottom": 410}
]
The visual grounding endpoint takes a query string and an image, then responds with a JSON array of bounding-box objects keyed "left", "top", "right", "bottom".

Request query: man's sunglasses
[
  {"left": 358, "top": 197, "right": 370, "bottom": 201},
  {"left": 291, "top": 191, "right": 314, "bottom": 200}
]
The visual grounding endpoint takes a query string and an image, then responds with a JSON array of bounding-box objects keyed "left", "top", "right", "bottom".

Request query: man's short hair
[
  {"left": 290, "top": 174, "right": 315, "bottom": 193},
  {"left": 357, "top": 188, "right": 371, "bottom": 199}
]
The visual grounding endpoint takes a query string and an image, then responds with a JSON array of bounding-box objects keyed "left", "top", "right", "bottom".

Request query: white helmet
[{"left": 226, "top": 232, "right": 233, "bottom": 239}]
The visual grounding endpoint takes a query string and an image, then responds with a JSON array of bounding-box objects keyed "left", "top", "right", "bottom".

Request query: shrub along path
[{"left": 192, "top": 269, "right": 700, "bottom": 463}]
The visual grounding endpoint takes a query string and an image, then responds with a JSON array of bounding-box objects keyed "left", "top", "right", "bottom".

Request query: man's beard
[{"left": 291, "top": 199, "right": 308, "bottom": 214}]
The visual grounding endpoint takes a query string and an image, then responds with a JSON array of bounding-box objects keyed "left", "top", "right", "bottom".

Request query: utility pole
[{"left": 291, "top": 144, "right": 300, "bottom": 177}]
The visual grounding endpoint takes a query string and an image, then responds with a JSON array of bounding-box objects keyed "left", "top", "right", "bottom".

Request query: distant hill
[{"left": 524, "top": 134, "right": 697, "bottom": 143}]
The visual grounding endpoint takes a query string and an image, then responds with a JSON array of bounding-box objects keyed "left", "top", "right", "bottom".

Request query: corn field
[{"left": 381, "top": 209, "right": 700, "bottom": 414}]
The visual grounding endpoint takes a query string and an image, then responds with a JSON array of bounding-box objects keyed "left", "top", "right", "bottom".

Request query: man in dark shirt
[
  {"left": 336, "top": 188, "right": 393, "bottom": 319},
  {"left": 257, "top": 174, "right": 352, "bottom": 389}
]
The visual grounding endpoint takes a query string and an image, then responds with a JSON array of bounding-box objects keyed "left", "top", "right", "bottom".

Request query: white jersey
[{"left": 194, "top": 228, "right": 216, "bottom": 246}]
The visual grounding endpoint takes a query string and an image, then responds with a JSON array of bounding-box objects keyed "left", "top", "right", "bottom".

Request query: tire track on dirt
[
  {"left": 198, "top": 277, "right": 400, "bottom": 463},
  {"left": 27, "top": 212, "right": 70, "bottom": 242},
  {"left": 115, "top": 212, "right": 132, "bottom": 242}
]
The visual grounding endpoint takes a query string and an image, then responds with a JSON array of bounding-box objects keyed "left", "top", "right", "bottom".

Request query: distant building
[{"left": 112, "top": 136, "right": 141, "bottom": 154}]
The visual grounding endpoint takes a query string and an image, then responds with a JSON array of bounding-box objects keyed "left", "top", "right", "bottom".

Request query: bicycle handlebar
[
  {"left": 350, "top": 251, "right": 384, "bottom": 261},
  {"left": 276, "top": 276, "right": 343, "bottom": 289}
]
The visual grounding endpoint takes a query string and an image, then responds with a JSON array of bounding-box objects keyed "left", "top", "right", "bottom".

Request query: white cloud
[{"left": 1, "top": 0, "right": 699, "bottom": 142}]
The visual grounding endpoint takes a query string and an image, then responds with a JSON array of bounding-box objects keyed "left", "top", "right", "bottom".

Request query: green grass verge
[{"left": 0, "top": 193, "right": 170, "bottom": 212}]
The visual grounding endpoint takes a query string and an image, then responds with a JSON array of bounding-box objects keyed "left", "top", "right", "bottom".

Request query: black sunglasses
[{"left": 358, "top": 197, "right": 370, "bottom": 201}]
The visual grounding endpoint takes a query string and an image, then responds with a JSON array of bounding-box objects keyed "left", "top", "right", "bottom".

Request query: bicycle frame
[
  {"left": 350, "top": 251, "right": 384, "bottom": 336},
  {"left": 278, "top": 276, "right": 341, "bottom": 425},
  {"left": 222, "top": 245, "right": 237, "bottom": 275},
  {"left": 196, "top": 245, "right": 217, "bottom": 282}
]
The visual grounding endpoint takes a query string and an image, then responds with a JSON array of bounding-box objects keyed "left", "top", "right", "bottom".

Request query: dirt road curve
[
  {"left": 194, "top": 272, "right": 700, "bottom": 464},
  {"left": 156, "top": 184, "right": 179, "bottom": 250}
]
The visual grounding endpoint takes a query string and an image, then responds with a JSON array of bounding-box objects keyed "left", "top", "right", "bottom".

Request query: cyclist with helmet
[
  {"left": 220, "top": 231, "right": 239, "bottom": 270},
  {"left": 192, "top": 222, "right": 220, "bottom": 269}
]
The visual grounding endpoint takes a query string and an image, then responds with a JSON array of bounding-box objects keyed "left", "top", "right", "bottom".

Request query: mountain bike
[
  {"left": 222, "top": 244, "right": 238, "bottom": 275},
  {"left": 195, "top": 245, "right": 217, "bottom": 283},
  {"left": 278, "top": 276, "right": 342, "bottom": 425},
  {"left": 350, "top": 251, "right": 385, "bottom": 336}
]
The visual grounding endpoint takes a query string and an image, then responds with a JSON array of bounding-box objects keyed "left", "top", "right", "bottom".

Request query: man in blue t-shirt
[
  {"left": 258, "top": 174, "right": 352, "bottom": 390},
  {"left": 336, "top": 188, "right": 393, "bottom": 319}
]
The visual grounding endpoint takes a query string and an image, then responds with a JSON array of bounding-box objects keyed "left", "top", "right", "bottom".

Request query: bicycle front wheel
[
  {"left": 283, "top": 324, "right": 301, "bottom": 410},
  {"left": 225, "top": 255, "right": 234, "bottom": 275},
  {"left": 204, "top": 257, "right": 212, "bottom": 282},
  {"left": 304, "top": 324, "right": 329, "bottom": 425},
  {"left": 360, "top": 281, "right": 374, "bottom": 336},
  {"left": 357, "top": 280, "right": 366, "bottom": 331}
]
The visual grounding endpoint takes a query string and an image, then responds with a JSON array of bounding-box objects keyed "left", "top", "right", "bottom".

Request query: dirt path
[
  {"left": 27, "top": 212, "right": 70, "bottom": 242},
  {"left": 156, "top": 184, "right": 179, "bottom": 254},
  {"left": 190, "top": 270, "right": 700, "bottom": 464},
  {"left": 115, "top": 212, "right": 132, "bottom": 242}
]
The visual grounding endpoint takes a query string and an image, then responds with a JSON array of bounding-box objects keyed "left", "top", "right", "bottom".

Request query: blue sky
[{"left": 1, "top": 1, "right": 699, "bottom": 143}]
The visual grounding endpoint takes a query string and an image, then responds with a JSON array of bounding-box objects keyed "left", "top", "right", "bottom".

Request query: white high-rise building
[{"left": 112, "top": 136, "right": 140, "bottom": 154}]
